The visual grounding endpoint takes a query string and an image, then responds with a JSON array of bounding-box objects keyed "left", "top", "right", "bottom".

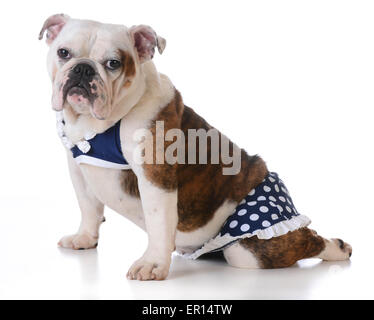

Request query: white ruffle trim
[{"left": 182, "top": 214, "right": 311, "bottom": 260}]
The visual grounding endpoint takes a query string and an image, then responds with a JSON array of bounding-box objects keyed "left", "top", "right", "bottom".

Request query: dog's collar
[
  {"left": 56, "top": 111, "right": 96, "bottom": 153},
  {"left": 56, "top": 111, "right": 131, "bottom": 170}
]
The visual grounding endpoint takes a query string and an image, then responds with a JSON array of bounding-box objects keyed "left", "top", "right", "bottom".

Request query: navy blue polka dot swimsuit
[{"left": 186, "top": 172, "right": 311, "bottom": 259}]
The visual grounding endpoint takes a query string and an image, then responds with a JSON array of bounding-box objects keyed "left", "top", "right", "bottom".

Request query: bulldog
[{"left": 39, "top": 14, "right": 352, "bottom": 281}]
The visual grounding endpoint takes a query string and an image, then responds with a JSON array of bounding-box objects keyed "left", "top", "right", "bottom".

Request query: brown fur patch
[
  {"left": 120, "top": 170, "right": 140, "bottom": 198},
  {"left": 124, "top": 80, "right": 132, "bottom": 88},
  {"left": 239, "top": 227, "right": 326, "bottom": 268},
  {"left": 142, "top": 90, "right": 184, "bottom": 191},
  {"left": 177, "top": 107, "right": 268, "bottom": 232},
  {"left": 122, "top": 51, "right": 136, "bottom": 78},
  {"left": 141, "top": 89, "right": 268, "bottom": 232}
]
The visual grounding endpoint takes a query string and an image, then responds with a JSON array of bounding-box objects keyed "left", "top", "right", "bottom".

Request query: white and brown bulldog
[{"left": 39, "top": 14, "right": 352, "bottom": 281}]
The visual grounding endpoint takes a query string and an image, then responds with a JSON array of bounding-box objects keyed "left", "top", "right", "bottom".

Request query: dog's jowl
[{"left": 39, "top": 14, "right": 352, "bottom": 281}]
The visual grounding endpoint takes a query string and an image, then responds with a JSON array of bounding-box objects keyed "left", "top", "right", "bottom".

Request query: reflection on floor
[{"left": 0, "top": 198, "right": 367, "bottom": 300}]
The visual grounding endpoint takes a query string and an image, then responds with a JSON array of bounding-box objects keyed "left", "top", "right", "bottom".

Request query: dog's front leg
[
  {"left": 126, "top": 177, "right": 177, "bottom": 281},
  {"left": 58, "top": 154, "right": 104, "bottom": 250}
]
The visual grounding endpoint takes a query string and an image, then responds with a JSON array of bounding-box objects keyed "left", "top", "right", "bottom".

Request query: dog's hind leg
[{"left": 223, "top": 227, "right": 352, "bottom": 269}]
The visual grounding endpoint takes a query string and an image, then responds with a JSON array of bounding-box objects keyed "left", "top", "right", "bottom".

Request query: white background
[{"left": 0, "top": 0, "right": 373, "bottom": 299}]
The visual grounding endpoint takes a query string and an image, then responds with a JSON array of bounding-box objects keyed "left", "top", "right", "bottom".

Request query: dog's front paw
[
  {"left": 58, "top": 233, "right": 98, "bottom": 250},
  {"left": 126, "top": 256, "right": 170, "bottom": 281}
]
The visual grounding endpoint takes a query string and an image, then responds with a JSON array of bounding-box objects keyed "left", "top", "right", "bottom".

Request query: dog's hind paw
[
  {"left": 58, "top": 233, "right": 98, "bottom": 250},
  {"left": 318, "top": 238, "right": 352, "bottom": 261}
]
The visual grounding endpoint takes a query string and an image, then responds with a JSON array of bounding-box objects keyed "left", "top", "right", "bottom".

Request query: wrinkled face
[{"left": 40, "top": 15, "right": 166, "bottom": 120}]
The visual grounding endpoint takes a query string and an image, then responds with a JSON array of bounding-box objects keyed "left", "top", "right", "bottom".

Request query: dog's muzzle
[{"left": 63, "top": 62, "right": 98, "bottom": 105}]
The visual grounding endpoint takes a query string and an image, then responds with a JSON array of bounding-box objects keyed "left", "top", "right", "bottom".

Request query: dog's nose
[{"left": 73, "top": 63, "right": 96, "bottom": 78}]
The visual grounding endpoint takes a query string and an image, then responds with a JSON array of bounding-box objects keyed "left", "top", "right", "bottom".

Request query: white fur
[
  {"left": 175, "top": 201, "right": 237, "bottom": 254},
  {"left": 78, "top": 163, "right": 145, "bottom": 229},
  {"left": 223, "top": 242, "right": 260, "bottom": 269},
  {"left": 127, "top": 179, "right": 178, "bottom": 280}
]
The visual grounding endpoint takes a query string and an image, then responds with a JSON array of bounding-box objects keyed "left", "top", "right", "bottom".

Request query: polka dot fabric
[
  {"left": 184, "top": 172, "right": 311, "bottom": 259},
  {"left": 220, "top": 172, "right": 299, "bottom": 237}
]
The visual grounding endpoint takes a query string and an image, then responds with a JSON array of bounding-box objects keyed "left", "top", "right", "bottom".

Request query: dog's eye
[
  {"left": 57, "top": 48, "right": 71, "bottom": 60},
  {"left": 105, "top": 60, "right": 122, "bottom": 71}
]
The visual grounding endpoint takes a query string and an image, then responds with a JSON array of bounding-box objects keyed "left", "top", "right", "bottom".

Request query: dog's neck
[{"left": 61, "top": 61, "right": 161, "bottom": 144}]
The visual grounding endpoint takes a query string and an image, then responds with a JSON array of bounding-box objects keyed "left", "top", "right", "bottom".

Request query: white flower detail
[{"left": 77, "top": 140, "right": 91, "bottom": 154}]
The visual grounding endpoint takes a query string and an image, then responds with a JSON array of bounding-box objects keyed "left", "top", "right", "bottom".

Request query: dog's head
[{"left": 39, "top": 14, "right": 166, "bottom": 120}]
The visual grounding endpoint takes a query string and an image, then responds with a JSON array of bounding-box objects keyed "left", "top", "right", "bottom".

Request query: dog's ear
[
  {"left": 129, "top": 25, "right": 166, "bottom": 64},
  {"left": 39, "top": 14, "right": 70, "bottom": 45}
]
